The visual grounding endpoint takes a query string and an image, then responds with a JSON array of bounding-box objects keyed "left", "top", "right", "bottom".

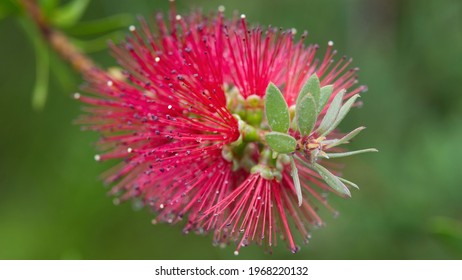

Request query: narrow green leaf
[
  {"left": 296, "top": 74, "right": 320, "bottom": 107},
  {"left": 265, "top": 132, "right": 297, "bottom": 154},
  {"left": 290, "top": 156, "right": 303, "bottom": 206},
  {"left": 71, "top": 31, "right": 124, "bottom": 53},
  {"left": 265, "top": 83, "right": 290, "bottom": 133},
  {"left": 18, "top": 18, "right": 50, "bottom": 110},
  {"left": 32, "top": 44, "right": 50, "bottom": 110},
  {"left": 324, "top": 94, "right": 361, "bottom": 135},
  {"left": 52, "top": 0, "right": 90, "bottom": 27},
  {"left": 63, "top": 14, "right": 134, "bottom": 36},
  {"left": 316, "top": 89, "right": 345, "bottom": 136},
  {"left": 319, "top": 85, "right": 333, "bottom": 112},
  {"left": 325, "top": 148, "right": 378, "bottom": 158},
  {"left": 296, "top": 94, "right": 317, "bottom": 136},
  {"left": 324, "top": 126, "right": 366, "bottom": 149},
  {"left": 339, "top": 177, "right": 360, "bottom": 190},
  {"left": 313, "top": 163, "right": 351, "bottom": 198}
]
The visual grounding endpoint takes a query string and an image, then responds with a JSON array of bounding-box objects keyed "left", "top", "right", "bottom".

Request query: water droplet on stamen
[
  {"left": 107, "top": 80, "right": 113, "bottom": 87},
  {"left": 94, "top": 154, "right": 101, "bottom": 161},
  {"left": 129, "top": 25, "right": 136, "bottom": 32},
  {"left": 73, "top": 93, "right": 81, "bottom": 100},
  {"left": 218, "top": 5, "right": 225, "bottom": 12},
  {"left": 160, "top": 203, "right": 164, "bottom": 209},
  {"left": 175, "top": 14, "right": 182, "bottom": 21},
  {"left": 127, "top": 147, "right": 133, "bottom": 153},
  {"left": 234, "top": 251, "right": 239, "bottom": 256},
  {"left": 155, "top": 57, "right": 160, "bottom": 63},
  {"left": 240, "top": 14, "right": 246, "bottom": 19}
]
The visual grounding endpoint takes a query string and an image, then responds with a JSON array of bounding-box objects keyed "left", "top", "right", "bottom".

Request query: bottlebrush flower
[{"left": 75, "top": 6, "right": 376, "bottom": 254}]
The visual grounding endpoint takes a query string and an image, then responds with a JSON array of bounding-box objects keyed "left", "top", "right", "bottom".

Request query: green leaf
[
  {"left": 52, "top": 0, "right": 90, "bottom": 27},
  {"left": 71, "top": 31, "right": 124, "bottom": 53},
  {"left": 313, "top": 163, "right": 351, "bottom": 198},
  {"left": 324, "top": 126, "right": 366, "bottom": 149},
  {"left": 324, "top": 94, "right": 361, "bottom": 135},
  {"left": 325, "top": 148, "right": 378, "bottom": 158},
  {"left": 32, "top": 43, "right": 50, "bottom": 110},
  {"left": 296, "top": 74, "right": 320, "bottom": 108},
  {"left": 296, "top": 94, "right": 317, "bottom": 136},
  {"left": 319, "top": 85, "right": 333, "bottom": 112},
  {"left": 265, "top": 132, "right": 297, "bottom": 154},
  {"left": 265, "top": 83, "right": 290, "bottom": 133},
  {"left": 316, "top": 89, "right": 345, "bottom": 136},
  {"left": 18, "top": 18, "right": 50, "bottom": 110},
  {"left": 63, "top": 14, "right": 134, "bottom": 36},
  {"left": 290, "top": 156, "right": 302, "bottom": 206},
  {"left": 339, "top": 177, "right": 360, "bottom": 190}
]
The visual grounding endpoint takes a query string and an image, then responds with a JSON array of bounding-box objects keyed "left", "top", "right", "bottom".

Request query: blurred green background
[{"left": 1, "top": 0, "right": 462, "bottom": 259}]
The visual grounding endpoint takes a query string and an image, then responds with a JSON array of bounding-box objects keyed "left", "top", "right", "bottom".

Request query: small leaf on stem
[
  {"left": 296, "top": 94, "right": 317, "bottom": 136},
  {"left": 296, "top": 74, "right": 320, "bottom": 106},
  {"left": 265, "top": 83, "right": 290, "bottom": 133},
  {"left": 324, "top": 126, "right": 366, "bottom": 149},
  {"left": 325, "top": 148, "right": 378, "bottom": 158},
  {"left": 265, "top": 132, "right": 297, "bottom": 154},
  {"left": 316, "top": 89, "right": 345, "bottom": 136},
  {"left": 290, "top": 156, "right": 303, "bottom": 206},
  {"left": 324, "top": 94, "right": 361, "bottom": 135},
  {"left": 313, "top": 163, "right": 351, "bottom": 198},
  {"left": 319, "top": 85, "right": 334, "bottom": 112}
]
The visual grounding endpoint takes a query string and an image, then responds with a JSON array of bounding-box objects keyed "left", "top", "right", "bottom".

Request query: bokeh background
[{"left": 1, "top": 0, "right": 462, "bottom": 259}]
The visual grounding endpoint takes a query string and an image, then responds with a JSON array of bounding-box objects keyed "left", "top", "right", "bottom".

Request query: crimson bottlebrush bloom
[{"left": 75, "top": 6, "right": 375, "bottom": 254}]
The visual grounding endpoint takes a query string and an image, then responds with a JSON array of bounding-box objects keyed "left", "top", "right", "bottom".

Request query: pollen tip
[
  {"left": 218, "top": 5, "right": 225, "bottom": 12},
  {"left": 328, "top": 40, "right": 334, "bottom": 46},
  {"left": 94, "top": 154, "right": 101, "bottom": 161},
  {"left": 234, "top": 250, "right": 239, "bottom": 256},
  {"left": 291, "top": 28, "right": 297, "bottom": 35},
  {"left": 73, "top": 92, "right": 81, "bottom": 100},
  {"left": 175, "top": 14, "right": 182, "bottom": 21},
  {"left": 127, "top": 147, "right": 133, "bottom": 153},
  {"left": 240, "top": 14, "right": 246, "bottom": 19},
  {"left": 107, "top": 80, "right": 113, "bottom": 87},
  {"left": 155, "top": 57, "right": 161, "bottom": 62},
  {"left": 129, "top": 25, "right": 136, "bottom": 32}
]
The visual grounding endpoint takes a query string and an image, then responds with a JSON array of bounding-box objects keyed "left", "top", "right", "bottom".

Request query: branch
[{"left": 20, "top": 0, "right": 100, "bottom": 76}]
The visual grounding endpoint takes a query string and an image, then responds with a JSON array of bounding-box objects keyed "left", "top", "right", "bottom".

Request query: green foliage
[
  {"left": 265, "top": 82, "right": 290, "bottom": 133},
  {"left": 296, "top": 90, "right": 317, "bottom": 136},
  {"left": 265, "top": 132, "right": 296, "bottom": 154},
  {"left": 51, "top": 0, "right": 90, "bottom": 27},
  {"left": 316, "top": 89, "right": 345, "bottom": 136}
]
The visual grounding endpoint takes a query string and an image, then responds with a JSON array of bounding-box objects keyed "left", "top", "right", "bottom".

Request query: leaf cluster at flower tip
[{"left": 263, "top": 74, "right": 377, "bottom": 206}]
